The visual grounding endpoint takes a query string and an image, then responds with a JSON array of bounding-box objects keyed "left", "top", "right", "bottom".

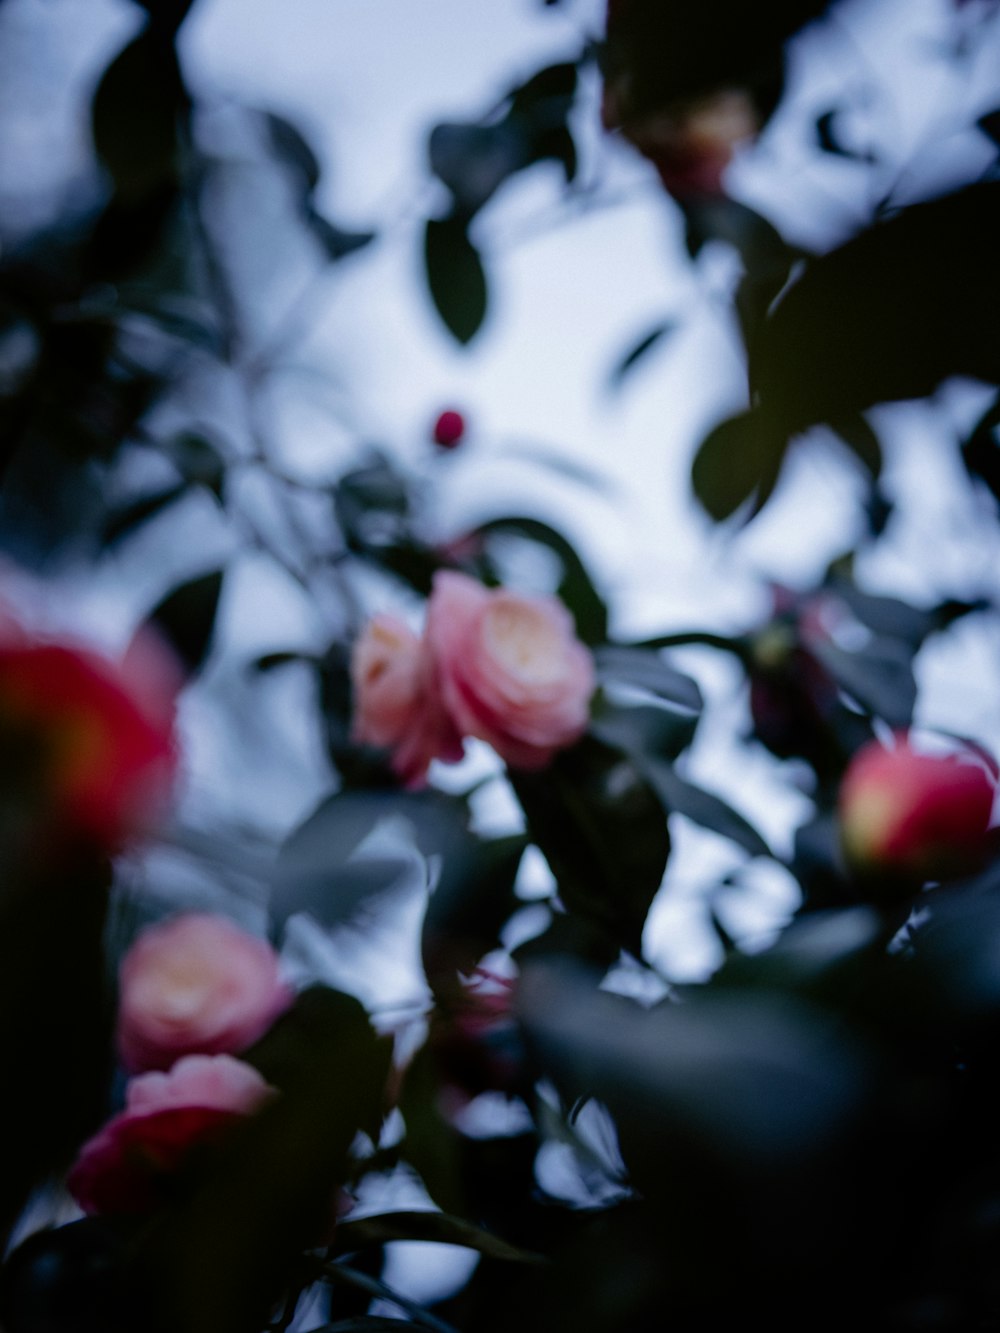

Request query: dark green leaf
[
  {"left": 593, "top": 645, "right": 703, "bottom": 712},
  {"left": 691, "top": 409, "right": 788, "bottom": 523},
  {"left": 139, "top": 988, "right": 391, "bottom": 1333},
  {"left": 530, "top": 124, "right": 577, "bottom": 182},
  {"left": 832, "top": 415, "right": 882, "bottom": 478},
  {"left": 101, "top": 483, "right": 186, "bottom": 547},
  {"left": 334, "top": 1210, "right": 541, "bottom": 1263},
  {"left": 164, "top": 432, "right": 226, "bottom": 497},
  {"left": 91, "top": 32, "right": 186, "bottom": 201},
  {"left": 428, "top": 123, "right": 528, "bottom": 217},
  {"left": 308, "top": 213, "right": 377, "bottom": 262},
  {"left": 145, "top": 569, "right": 223, "bottom": 677},
  {"left": 263, "top": 111, "right": 321, "bottom": 193},
  {"left": 272, "top": 789, "right": 467, "bottom": 933},
  {"left": 641, "top": 761, "right": 771, "bottom": 858},
  {"left": 751, "top": 183, "right": 1000, "bottom": 434},
  {"left": 0, "top": 858, "right": 112, "bottom": 1243},
  {"left": 424, "top": 217, "right": 488, "bottom": 345},
  {"left": 607, "top": 320, "right": 676, "bottom": 391},
  {"left": 251, "top": 651, "right": 314, "bottom": 673},
  {"left": 590, "top": 699, "right": 699, "bottom": 763},
  {"left": 423, "top": 833, "right": 525, "bottom": 1000},
  {"left": 476, "top": 516, "right": 608, "bottom": 645},
  {"left": 511, "top": 734, "right": 670, "bottom": 956},
  {"left": 516, "top": 960, "right": 871, "bottom": 1185},
  {"left": 508, "top": 61, "right": 578, "bottom": 114},
  {"left": 815, "top": 110, "right": 874, "bottom": 162},
  {"left": 809, "top": 636, "right": 916, "bottom": 728},
  {"left": 977, "top": 109, "right": 1000, "bottom": 149},
  {"left": 960, "top": 391, "right": 1000, "bottom": 502}
]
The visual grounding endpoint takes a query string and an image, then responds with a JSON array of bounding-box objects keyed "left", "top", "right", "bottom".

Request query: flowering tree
[{"left": 1, "top": 0, "right": 1000, "bottom": 1330}]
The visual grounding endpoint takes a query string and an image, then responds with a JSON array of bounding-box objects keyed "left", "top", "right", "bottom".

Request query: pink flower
[
  {"left": 838, "top": 734, "right": 996, "bottom": 882},
  {"left": 0, "top": 636, "right": 176, "bottom": 849},
  {"left": 350, "top": 613, "right": 463, "bottom": 787},
  {"left": 117, "top": 913, "right": 294, "bottom": 1072},
  {"left": 68, "top": 1055, "right": 274, "bottom": 1215},
  {"left": 425, "top": 571, "right": 595, "bottom": 770}
]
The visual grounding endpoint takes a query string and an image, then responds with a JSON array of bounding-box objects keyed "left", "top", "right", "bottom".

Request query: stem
[
  {"left": 320, "top": 1261, "right": 461, "bottom": 1333},
  {"left": 631, "top": 631, "right": 748, "bottom": 659}
]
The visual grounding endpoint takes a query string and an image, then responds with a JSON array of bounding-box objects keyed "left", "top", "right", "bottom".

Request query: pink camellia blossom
[
  {"left": 425, "top": 570, "right": 595, "bottom": 770},
  {"left": 838, "top": 734, "right": 996, "bottom": 882},
  {"left": 0, "top": 635, "right": 177, "bottom": 850},
  {"left": 68, "top": 1054, "right": 274, "bottom": 1215},
  {"left": 117, "top": 913, "right": 294, "bottom": 1073},
  {"left": 350, "top": 613, "right": 463, "bottom": 787}
]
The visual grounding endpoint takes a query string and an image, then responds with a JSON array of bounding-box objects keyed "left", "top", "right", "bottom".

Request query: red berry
[{"left": 432, "top": 410, "right": 465, "bottom": 449}]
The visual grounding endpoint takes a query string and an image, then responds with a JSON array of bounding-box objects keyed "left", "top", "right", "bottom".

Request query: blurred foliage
[{"left": 1, "top": 0, "right": 1000, "bottom": 1331}]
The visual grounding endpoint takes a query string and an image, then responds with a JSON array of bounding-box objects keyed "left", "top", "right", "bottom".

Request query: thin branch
[{"left": 320, "top": 1261, "right": 461, "bottom": 1333}]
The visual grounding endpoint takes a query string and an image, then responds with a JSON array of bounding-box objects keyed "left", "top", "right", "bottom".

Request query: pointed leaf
[
  {"left": 511, "top": 734, "right": 670, "bottom": 956},
  {"left": 424, "top": 217, "right": 488, "bottom": 344},
  {"left": 594, "top": 646, "right": 703, "bottom": 712},
  {"left": 145, "top": 569, "right": 223, "bottom": 677},
  {"left": 476, "top": 516, "right": 608, "bottom": 645},
  {"left": 640, "top": 760, "right": 771, "bottom": 859},
  {"left": 607, "top": 321, "right": 676, "bottom": 391},
  {"left": 691, "top": 410, "right": 788, "bottom": 523}
]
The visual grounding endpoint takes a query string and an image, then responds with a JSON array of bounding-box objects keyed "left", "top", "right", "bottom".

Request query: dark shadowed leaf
[
  {"left": 476, "top": 516, "right": 608, "bottom": 645},
  {"left": 809, "top": 636, "right": 916, "bottom": 727},
  {"left": 691, "top": 409, "right": 788, "bottom": 522},
  {"left": 977, "top": 109, "right": 1000, "bottom": 149},
  {"left": 607, "top": 321, "right": 676, "bottom": 391},
  {"left": 960, "top": 391, "right": 1000, "bottom": 502},
  {"left": 590, "top": 699, "right": 699, "bottom": 762},
  {"left": 0, "top": 857, "right": 112, "bottom": 1244},
  {"left": 511, "top": 734, "right": 670, "bottom": 956},
  {"left": 271, "top": 788, "right": 470, "bottom": 934},
  {"left": 641, "top": 762, "right": 771, "bottom": 858},
  {"left": 815, "top": 109, "right": 874, "bottom": 162},
  {"left": 308, "top": 213, "right": 377, "bottom": 262},
  {"left": 423, "top": 833, "right": 525, "bottom": 1000},
  {"left": 594, "top": 645, "right": 703, "bottom": 712},
  {"left": 429, "top": 122, "right": 529, "bottom": 217},
  {"left": 101, "top": 483, "right": 186, "bottom": 547},
  {"left": 832, "top": 415, "right": 882, "bottom": 477},
  {"left": 145, "top": 569, "right": 223, "bottom": 676},
  {"left": 334, "top": 1210, "right": 540, "bottom": 1263},
  {"left": 751, "top": 183, "right": 1000, "bottom": 434},
  {"left": 263, "top": 111, "right": 321, "bottom": 193},
  {"left": 138, "top": 988, "right": 391, "bottom": 1333},
  {"left": 424, "top": 217, "right": 489, "bottom": 344},
  {"left": 251, "top": 650, "right": 315, "bottom": 673},
  {"left": 91, "top": 32, "right": 186, "bottom": 201},
  {"left": 516, "top": 960, "right": 871, "bottom": 1186}
]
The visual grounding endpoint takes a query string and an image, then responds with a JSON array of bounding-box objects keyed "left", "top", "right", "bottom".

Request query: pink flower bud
[
  {"left": 68, "top": 1055, "right": 274, "bottom": 1215},
  {"left": 838, "top": 735, "right": 996, "bottom": 882},
  {"left": 117, "top": 913, "right": 294, "bottom": 1073},
  {"left": 432, "top": 409, "right": 466, "bottom": 449},
  {"left": 425, "top": 570, "right": 595, "bottom": 770}
]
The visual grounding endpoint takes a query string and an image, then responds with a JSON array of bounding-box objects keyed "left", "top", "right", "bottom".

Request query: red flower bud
[
  {"left": 838, "top": 735, "right": 996, "bottom": 883},
  {"left": 432, "top": 409, "right": 466, "bottom": 450}
]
